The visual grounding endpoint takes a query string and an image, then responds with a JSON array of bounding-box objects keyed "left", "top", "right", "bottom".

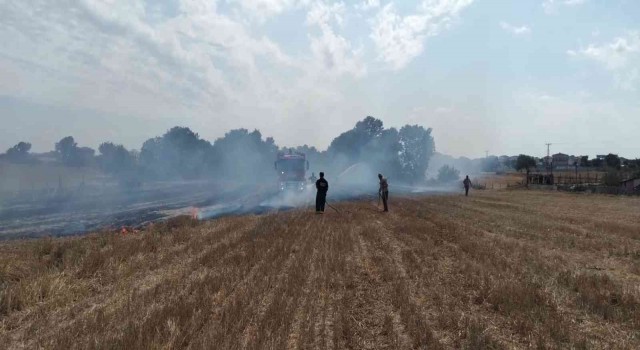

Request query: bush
[
  {"left": 601, "top": 168, "right": 623, "bottom": 187},
  {"left": 437, "top": 165, "right": 460, "bottom": 183}
]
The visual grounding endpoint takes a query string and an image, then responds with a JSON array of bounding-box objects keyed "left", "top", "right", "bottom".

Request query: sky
[{"left": 0, "top": 0, "right": 638, "bottom": 158}]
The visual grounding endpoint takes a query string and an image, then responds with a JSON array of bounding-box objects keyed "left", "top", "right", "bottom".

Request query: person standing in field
[
  {"left": 463, "top": 175, "right": 471, "bottom": 197},
  {"left": 315, "top": 172, "right": 328, "bottom": 213},
  {"left": 378, "top": 173, "right": 389, "bottom": 212}
]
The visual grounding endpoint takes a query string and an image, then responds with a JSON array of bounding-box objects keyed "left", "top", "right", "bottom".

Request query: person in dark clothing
[
  {"left": 315, "top": 172, "right": 328, "bottom": 213},
  {"left": 309, "top": 172, "right": 317, "bottom": 183},
  {"left": 463, "top": 175, "right": 471, "bottom": 196},
  {"left": 378, "top": 173, "right": 389, "bottom": 212}
]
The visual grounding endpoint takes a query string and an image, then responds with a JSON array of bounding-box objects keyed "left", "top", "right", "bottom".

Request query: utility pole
[
  {"left": 485, "top": 150, "right": 489, "bottom": 158},
  {"left": 545, "top": 143, "right": 552, "bottom": 175}
]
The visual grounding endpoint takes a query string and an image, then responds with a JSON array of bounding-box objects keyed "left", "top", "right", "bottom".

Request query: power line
[{"left": 545, "top": 142, "right": 567, "bottom": 175}]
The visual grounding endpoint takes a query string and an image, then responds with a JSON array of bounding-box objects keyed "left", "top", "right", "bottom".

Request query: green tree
[
  {"left": 355, "top": 116, "right": 384, "bottom": 138},
  {"left": 362, "top": 127, "right": 403, "bottom": 180},
  {"left": 327, "top": 116, "right": 383, "bottom": 164},
  {"left": 76, "top": 147, "right": 95, "bottom": 166},
  {"left": 54, "top": 136, "right": 94, "bottom": 166},
  {"left": 98, "top": 142, "right": 136, "bottom": 175},
  {"left": 327, "top": 116, "right": 435, "bottom": 182},
  {"left": 55, "top": 136, "right": 77, "bottom": 165},
  {"left": 580, "top": 155, "right": 590, "bottom": 167},
  {"left": 437, "top": 165, "right": 460, "bottom": 183},
  {"left": 398, "top": 125, "right": 435, "bottom": 183},
  {"left": 6, "top": 141, "right": 32, "bottom": 163},
  {"left": 591, "top": 157, "right": 603, "bottom": 168},
  {"left": 207, "top": 128, "right": 278, "bottom": 183},
  {"left": 515, "top": 154, "right": 536, "bottom": 174},
  {"left": 604, "top": 153, "right": 621, "bottom": 170},
  {"left": 140, "top": 127, "right": 212, "bottom": 179}
]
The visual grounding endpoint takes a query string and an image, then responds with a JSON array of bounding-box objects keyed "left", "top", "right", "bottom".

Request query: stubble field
[{"left": 1, "top": 189, "right": 639, "bottom": 349}]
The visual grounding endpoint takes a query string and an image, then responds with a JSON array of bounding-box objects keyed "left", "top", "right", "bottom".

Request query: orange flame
[{"left": 120, "top": 226, "right": 140, "bottom": 235}]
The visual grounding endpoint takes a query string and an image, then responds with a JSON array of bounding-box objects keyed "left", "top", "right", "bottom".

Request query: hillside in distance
[{"left": 1, "top": 190, "right": 640, "bottom": 349}]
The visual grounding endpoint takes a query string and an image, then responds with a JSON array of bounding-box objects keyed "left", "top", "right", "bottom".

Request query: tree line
[{"left": 1, "top": 116, "right": 436, "bottom": 185}]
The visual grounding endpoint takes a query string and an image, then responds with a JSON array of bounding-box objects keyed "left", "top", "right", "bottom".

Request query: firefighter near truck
[{"left": 275, "top": 150, "right": 309, "bottom": 191}]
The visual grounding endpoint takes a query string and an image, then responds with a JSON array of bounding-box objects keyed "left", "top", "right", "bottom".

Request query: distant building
[
  {"left": 552, "top": 153, "right": 570, "bottom": 168},
  {"left": 621, "top": 178, "right": 640, "bottom": 193}
]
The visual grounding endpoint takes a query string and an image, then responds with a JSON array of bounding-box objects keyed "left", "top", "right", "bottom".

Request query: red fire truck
[{"left": 275, "top": 150, "right": 309, "bottom": 191}]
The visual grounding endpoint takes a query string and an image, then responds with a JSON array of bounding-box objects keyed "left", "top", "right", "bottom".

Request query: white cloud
[
  {"left": 370, "top": 0, "right": 474, "bottom": 70},
  {"left": 580, "top": 33, "right": 639, "bottom": 69},
  {"left": 306, "top": 1, "right": 346, "bottom": 27},
  {"left": 236, "top": 0, "right": 299, "bottom": 21},
  {"left": 309, "top": 27, "right": 366, "bottom": 77},
  {"left": 568, "top": 32, "right": 640, "bottom": 90},
  {"left": 542, "top": 0, "right": 586, "bottom": 14},
  {"left": 179, "top": 0, "right": 218, "bottom": 14},
  {"left": 3, "top": 0, "right": 634, "bottom": 157},
  {"left": 355, "top": 0, "right": 380, "bottom": 11},
  {"left": 0, "top": 0, "right": 377, "bottom": 151},
  {"left": 0, "top": 0, "right": 304, "bottom": 125},
  {"left": 499, "top": 21, "right": 531, "bottom": 36},
  {"left": 305, "top": 1, "right": 366, "bottom": 77}
]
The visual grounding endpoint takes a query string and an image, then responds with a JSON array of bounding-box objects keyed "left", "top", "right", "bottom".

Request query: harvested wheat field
[{"left": 1, "top": 190, "right": 640, "bottom": 349}]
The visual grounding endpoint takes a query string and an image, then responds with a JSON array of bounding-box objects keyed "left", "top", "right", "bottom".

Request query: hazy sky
[{"left": 1, "top": 0, "right": 638, "bottom": 158}]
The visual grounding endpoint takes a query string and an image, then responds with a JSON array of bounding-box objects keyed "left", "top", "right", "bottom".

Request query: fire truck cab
[{"left": 275, "top": 150, "right": 309, "bottom": 191}]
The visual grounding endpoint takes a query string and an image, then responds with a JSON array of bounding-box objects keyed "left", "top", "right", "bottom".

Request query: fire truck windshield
[{"left": 276, "top": 159, "right": 305, "bottom": 172}]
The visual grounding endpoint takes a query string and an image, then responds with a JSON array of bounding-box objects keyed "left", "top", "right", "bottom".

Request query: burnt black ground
[
  {"left": 0, "top": 180, "right": 453, "bottom": 240},
  {"left": 0, "top": 181, "right": 274, "bottom": 239}
]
